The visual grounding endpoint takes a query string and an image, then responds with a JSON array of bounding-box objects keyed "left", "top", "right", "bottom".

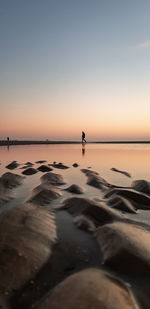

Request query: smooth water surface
[
  {"left": 0, "top": 143, "right": 150, "bottom": 183},
  {"left": 0, "top": 143, "right": 150, "bottom": 216}
]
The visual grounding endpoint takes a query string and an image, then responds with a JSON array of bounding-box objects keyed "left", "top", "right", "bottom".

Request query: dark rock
[
  {"left": 37, "top": 165, "right": 53, "bottom": 172},
  {"left": 64, "top": 184, "right": 84, "bottom": 194},
  {"left": 41, "top": 172, "right": 66, "bottom": 186},
  {"left": 34, "top": 268, "right": 138, "bottom": 309},
  {"left": 0, "top": 203, "right": 56, "bottom": 292},
  {"left": 111, "top": 167, "right": 131, "bottom": 178},
  {"left": 22, "top": 168, "right": 37, "bottom": 175},
  {"left": 6, "top": 161, "right": 19, "bottom": 170},
  {"left": 96, "top": 221, "right": 150, "bottom": 275}
]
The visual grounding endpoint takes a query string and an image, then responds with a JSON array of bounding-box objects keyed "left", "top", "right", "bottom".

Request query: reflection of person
[
  {"left": 82, "top": 143, "right": 85, "bottom": 156},
  {"left": 82, "top": 131, "right": 86, "bottom": 143}
]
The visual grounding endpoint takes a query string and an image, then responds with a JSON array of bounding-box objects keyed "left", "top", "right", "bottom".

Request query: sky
[{"left": 0, "top": 0, "right": 150, "bottom": 141}]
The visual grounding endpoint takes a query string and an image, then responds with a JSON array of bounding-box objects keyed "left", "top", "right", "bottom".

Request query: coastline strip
[{"left": 0, "top": 140, "right": 150, "bottom": 146}]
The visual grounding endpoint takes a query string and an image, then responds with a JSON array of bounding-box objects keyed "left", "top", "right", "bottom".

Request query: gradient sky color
[{"left": 0, "top": 0, "right": 150, "bottom": 141}]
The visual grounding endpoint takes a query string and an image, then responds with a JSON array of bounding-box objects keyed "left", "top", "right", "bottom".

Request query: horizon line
[{"left": 0, "top": 140, "right": 150, "bottom": 146}]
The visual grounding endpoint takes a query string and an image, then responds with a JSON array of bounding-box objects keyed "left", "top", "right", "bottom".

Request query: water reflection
[
  {"left": 82, "top": 143, "right": 86, "bottom": 156},
  {"left": 0, "top": 144, "right": 150, "bottom": 184}
]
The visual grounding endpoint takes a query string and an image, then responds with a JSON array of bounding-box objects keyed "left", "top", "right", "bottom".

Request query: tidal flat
[{"left": 0, "top": 143, "right": 150, "bottom": 309}]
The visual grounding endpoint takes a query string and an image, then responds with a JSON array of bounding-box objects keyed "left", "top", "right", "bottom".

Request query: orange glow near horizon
[
  {"left": 0, "top": 122, "right": 149, "bottom": 141},
  {"left": 1, "top": 91, "right": 150, "bottom": 140}
]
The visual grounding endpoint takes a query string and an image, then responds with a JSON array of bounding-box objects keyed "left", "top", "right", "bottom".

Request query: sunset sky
[{"left": 0, "top": 0, "right": 150, "bottom": 141}]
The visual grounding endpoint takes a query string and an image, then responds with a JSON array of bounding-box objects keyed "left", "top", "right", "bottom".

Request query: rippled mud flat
[{"left": 0, "top": 155, "right": 150, "bottom": 309}]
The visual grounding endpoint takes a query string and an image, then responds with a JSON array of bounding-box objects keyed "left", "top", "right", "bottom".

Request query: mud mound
[
  {"left": 0, "top": 204, "right": 56, "bottom": 293},
  {"left": 96, "top": 221, "right": 150, "bottom": 275},
  {"left": 6, "top": 161, "right": 19, "bottom": 170},
  {"left": 28, "top": 184, "right": 61, "bottom": 205},
  {"left": 35, "top": 268, "right": 138, "bottom": 309},
  {"left": 62, "top": 197, "right": 124, "bottom": 226},
  {"left": 22, "top": 168, "right": 37, "bottom": 175},
  {"left": 64, "top": 184, "right": 84, "bottom": 194},
  {"left": 37, "top": 165, "right": 53, "bottom": 172},
  {"left": 41, "top": 172, "right": 66, "bottom": 186}
]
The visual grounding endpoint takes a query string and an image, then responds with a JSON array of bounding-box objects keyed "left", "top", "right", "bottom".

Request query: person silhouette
[{"left": 82, "top": 131, "right": 86, "bottom": 143}]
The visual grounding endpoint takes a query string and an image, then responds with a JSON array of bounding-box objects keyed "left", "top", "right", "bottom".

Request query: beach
[
  {"left": 1, "top": 0, "right": 150, "bottom": 308},
  {"left": 0, "top": 143, "right": 150, "bottom": 309}
]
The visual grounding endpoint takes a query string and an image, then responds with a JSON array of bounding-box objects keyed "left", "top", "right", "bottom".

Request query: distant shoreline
[{"left": 0, "top": 140, "right": 150, "bottom": 146}]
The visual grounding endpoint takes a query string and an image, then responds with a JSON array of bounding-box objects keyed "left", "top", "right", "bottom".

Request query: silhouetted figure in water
[
  {"left": 82, "top": 131, "right": 86, "bottom": 143},
  {"left": 7, "top": 137, "right": 9, "bottom": 144}
]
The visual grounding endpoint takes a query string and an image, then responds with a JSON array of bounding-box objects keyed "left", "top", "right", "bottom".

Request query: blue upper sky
[{"left": 0, "top": 0, "right": 150, "bottom": 140}]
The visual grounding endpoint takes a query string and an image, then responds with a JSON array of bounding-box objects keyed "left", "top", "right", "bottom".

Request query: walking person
[{"left": 82, "top": 131, "right": 86, "bottom": 143}]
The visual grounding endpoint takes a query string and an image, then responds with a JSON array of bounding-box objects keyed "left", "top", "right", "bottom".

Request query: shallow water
[
  {"left": 0, "top": 143, "right": 150, "bottom": 217},
  {"left": 1, "top": 143, "right": 150, "bottom": 182}
]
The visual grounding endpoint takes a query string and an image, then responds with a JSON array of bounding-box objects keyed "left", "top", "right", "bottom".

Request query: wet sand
[{"left": 0, "top": 154, "right": 150, "bottom": 309}]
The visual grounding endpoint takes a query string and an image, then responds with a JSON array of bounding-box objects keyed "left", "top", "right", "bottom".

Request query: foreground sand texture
[
  {"left": 96, "top": 222, "right": 150, "bottom": 275},
  {"left": 27, "top": 184, "right": 62, "bottom": 205},
  {"left": 0, "top": 172, "right": 24, "bottom": 205},
  {"left": 0, "top": 204, "right": 56, "bottom": 293},
  {"left": 35, "top": 269, "right": 138, "bottom": 309},
  {"left": 0, "top": 163, "right": 150, "bottom": 309}
]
